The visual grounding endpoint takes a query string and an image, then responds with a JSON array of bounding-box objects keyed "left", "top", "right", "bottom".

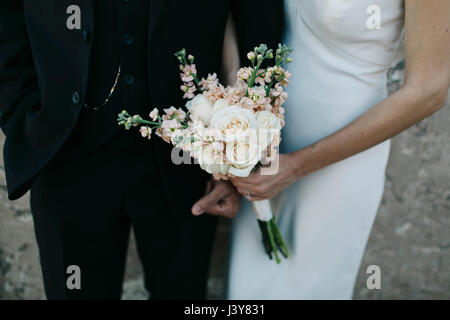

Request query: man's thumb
[
  {"left": 192, "top": 202, "right": 204, "bottom": 216},
  {"left": 192, "top": 189, "right": 219, "bottom": 216}
]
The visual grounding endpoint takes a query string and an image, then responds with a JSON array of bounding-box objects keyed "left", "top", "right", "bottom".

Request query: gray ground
[{"left": 1, "top": 76, "right": 449, "bottom": 300}]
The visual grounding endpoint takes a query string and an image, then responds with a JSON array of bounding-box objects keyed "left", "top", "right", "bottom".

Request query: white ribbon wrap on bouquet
[{"left": 252, "top": 199, "right": 274, "bottom": 222}]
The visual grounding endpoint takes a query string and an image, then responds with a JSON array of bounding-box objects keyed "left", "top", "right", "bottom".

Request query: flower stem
[
  {"left": 272, "top": 220, "right": 289, "bottom": 258},
  {"left": 258, "top": 220, "right": 273, "bottom": 260},
  {"left": 192, "top": 73, "right": 201, "bottom": 86},
  {"left": 135, "top": 119, "right": 161, "bottom": 126},
  {"left": 267, "top": 219, "right": 281, "bottom": 264},
  {"left": 246, "top": 59, "right": 264, "bottom": 92}
]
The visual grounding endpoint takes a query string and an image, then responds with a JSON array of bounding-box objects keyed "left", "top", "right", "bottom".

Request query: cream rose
[
  {"left": 198, "top": 143, "right": 230, "bottom": 175},
  {"left": 186, "top": 94, "right": 214, "bottom": 125},
  {"left": 226, "top": 133, "right": 260, "bottom": 177},
  {"left": 212, "top": 98, "right": 229, "bottom": 113},
  {"left": 210, "top": 105, "right": 258, "bottom": 142},
  {"left": 255, "top": 111, "right": 282, "bottom": 149}
]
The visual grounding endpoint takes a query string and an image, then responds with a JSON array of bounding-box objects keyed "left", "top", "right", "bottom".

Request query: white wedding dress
[{"left": 227, "top": 0, "right": 405, "bottom": 299}]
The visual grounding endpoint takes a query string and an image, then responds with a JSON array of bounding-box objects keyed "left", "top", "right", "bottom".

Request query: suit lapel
[
  {"left": 146, "top": 0, "right": 180, "bottom": 220},
  {"left": 147, "top": 0, "right": 166, "bottom": 89},
  {"left": 78, "top": 0, "right": 94, "bottom": 100},
  {"left": 79, "top": 0, "right": 94, "bottom": 27},
  {"left": 148, "top": 0, "right": 167, "bottom": 41}
]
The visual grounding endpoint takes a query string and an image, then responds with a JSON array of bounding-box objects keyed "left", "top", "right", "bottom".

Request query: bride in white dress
[{"left": 227, "top": 0, "right": 449, "bottom": 299}]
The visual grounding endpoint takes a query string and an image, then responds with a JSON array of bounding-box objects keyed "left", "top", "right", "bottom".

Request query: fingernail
[{"left": 192, "top": 205, "right": 204, "bottom": 216}]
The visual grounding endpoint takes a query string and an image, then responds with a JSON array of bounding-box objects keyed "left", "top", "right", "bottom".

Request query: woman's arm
[{"left": 232, "top": 0, "right": 450, "bottom": 200}]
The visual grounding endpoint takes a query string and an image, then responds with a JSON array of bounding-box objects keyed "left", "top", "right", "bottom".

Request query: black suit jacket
[{"left": 0, "top": 0, "right": 284, "bottom": 213}]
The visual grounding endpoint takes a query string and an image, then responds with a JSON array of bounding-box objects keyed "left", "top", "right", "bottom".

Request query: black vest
[{"left": 62, "top": 0, "right": 151, "bottom": 154}]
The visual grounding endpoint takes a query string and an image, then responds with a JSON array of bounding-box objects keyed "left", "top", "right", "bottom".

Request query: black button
[
  {"left": 72, "top": 91, "right": 81, "bottom": 105},
  {"left": 123, "top": 33, "right": 133, "bottom": 45},
  {"left": 124, "top": 74, "right": 134, "bottom": 85},
  {"left": 82, "top": 29, "right": 90, "bottom": 43}
]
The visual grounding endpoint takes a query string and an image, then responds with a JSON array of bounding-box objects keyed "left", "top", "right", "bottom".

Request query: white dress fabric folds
[{"left": 228, "top": 0, "right": 404, "bottom": 299}]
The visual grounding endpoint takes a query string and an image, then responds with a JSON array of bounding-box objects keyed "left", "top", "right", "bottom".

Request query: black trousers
[{"left": 29, "top": 131, "right": 217, "bottom": 299}]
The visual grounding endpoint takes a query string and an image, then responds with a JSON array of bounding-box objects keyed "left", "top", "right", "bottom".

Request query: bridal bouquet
[{"left": 118, "top": 44, "right": 293, "bottom": 263}]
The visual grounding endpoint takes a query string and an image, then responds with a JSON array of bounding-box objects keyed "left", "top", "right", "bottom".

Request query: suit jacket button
[
  {"left": 124, "top": 74, "right": 134, "bottom": 85},
  {"left": 72, "top": 91, "right": 81, "bottom": 105},
  {"left": 123, "top": 33, "right": 134, "bottom": 45}
]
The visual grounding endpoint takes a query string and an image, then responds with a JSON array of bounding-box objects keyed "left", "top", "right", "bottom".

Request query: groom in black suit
[{"left": 0, "top": 0, "right": 284, "bottom": 299}]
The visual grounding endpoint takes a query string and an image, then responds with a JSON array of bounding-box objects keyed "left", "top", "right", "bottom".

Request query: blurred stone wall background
[{"left": 1, "top": 67, "right": 449, "bottom": 299}]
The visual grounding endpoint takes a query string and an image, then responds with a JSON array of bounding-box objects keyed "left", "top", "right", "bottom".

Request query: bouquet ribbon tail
[
  {"left": 253, "top": 199, "right": 289, "bottom": 263},
  {"left": 252, "top": 199, "right": 273, "bottom": 222}
]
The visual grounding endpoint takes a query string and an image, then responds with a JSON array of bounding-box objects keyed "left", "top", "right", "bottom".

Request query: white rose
[
  {"left": 210, "top": 106, "right": 258, "bottom": 142},
  {"left": 198, "top": 143, "right": 230, "bottom": 175},
  {"left": 255, "top": 111, "right": 282, "bottom": 149},
  {"left": 186, "top": 94, "right": 214, "bottom": 125},
  {"left": 226, "top": 134, "right": 260, "bottom": 177},
  {"left": 212, "top": 99, "right": 229, "bottom": 113}
]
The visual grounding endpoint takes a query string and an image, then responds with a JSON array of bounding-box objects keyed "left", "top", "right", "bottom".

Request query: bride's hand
[{"left": 230, "top": 154, "right": 300, "bottom": 201}]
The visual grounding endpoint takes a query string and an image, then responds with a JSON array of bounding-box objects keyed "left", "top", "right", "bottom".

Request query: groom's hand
[{"left": 191, "top": 179, "right": 241, "bottom": 218}]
